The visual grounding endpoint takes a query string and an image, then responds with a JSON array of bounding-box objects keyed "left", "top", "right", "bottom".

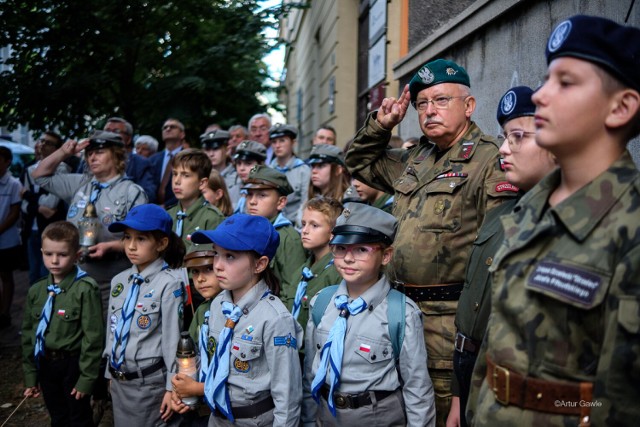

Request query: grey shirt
[{"left": 303, "top": 275, "right": 436, "bottom": 427}]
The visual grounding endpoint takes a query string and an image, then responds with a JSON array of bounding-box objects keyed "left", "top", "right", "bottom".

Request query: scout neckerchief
[
  {"left": 291, "top": 259, "right": 334, "bottom": 320},
  {"left": 271, "top": 157, "right": 306, "bottom": 173},
  {"left": 89, "top": 180, "right": 111, "bottom": 204},
  {"left": 311, "top": 294, "right": 368, "bottom": 416},
  {"left": 34, "top": 267, "right": 88, "bottom": 364},
  {"left": 199, "top": 310, "right": 211, "bottom": 382},
  {"left": 110, "top": 273, "right": 144, "bottom": 370}
]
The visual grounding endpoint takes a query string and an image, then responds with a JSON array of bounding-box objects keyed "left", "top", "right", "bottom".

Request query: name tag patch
[
  {"left": 273, "top": 333, "right": 297, "bottom": 349},
  {"left": 528, "top": 261, "right": 602, "bottom": 306}
]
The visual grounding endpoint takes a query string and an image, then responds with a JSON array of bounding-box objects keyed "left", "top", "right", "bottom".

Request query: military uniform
[
  {"left": 467, "top": 153, "right": 640, "bottom": 426},
  {"left": 207, "top": 281, "right": 303, "bottom": 426},
  {"left": 281, "top": 252, "right": 342, "bottom": 338},
  {"left": 22, "top": 266, "right": 104, "bottom": 425},
  {"left": 303, "top": 276, "right": 436, "bottom": 427},
  {"left": 167, "top": 196, "right": 224, "bottom": 252},
  {"left": 347, "top": 115, "right": 516, "bottom": 423},
  {"left": 36, "top": 173, "right": 148, "bottom": 310},
  {"left": 270, "top": 156, "right": 310, "bottom": 228},
  {"left": 105, "top": 258, "right": 184, "bottom": 427},
  {"left": 271, "top": 213, "right": 307, "bottom": 301}
]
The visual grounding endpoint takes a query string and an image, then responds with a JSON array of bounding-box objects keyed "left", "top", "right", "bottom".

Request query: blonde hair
[{"left": 303, "top": 196, "right": 343, "bottom": 228}]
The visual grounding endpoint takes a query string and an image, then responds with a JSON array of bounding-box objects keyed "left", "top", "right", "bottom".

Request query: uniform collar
[
  {"left": 51, "top": 265, "right": 86, "bottom": 291},
  {"left": 271, "top": 212, "right": 292, "bottom": 229},
  {"left": 132, "top": 257, "right": 167, "bottom": 281},
  {"left": 310, "top": 251, "right": 335, "bottom": 274},
  {"left": 336, "top": 274, "right": 390, "bottom": 311},
  {"left": 179, "top": 196, "right": 208, "bottom": 217},
  {"left": 0, "top": 170, "right": 10, "bottom": 184},
  {"left": 221, "top": 280, "right": 269, "bottom": 314}
]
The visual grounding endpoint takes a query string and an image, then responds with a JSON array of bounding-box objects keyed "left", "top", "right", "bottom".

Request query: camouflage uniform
[
  {"left": 347, "top": 114, "right": 517, "bottom": 425},
  {"left": 467, "top": 152, "right": 640, "bottom": 426}
]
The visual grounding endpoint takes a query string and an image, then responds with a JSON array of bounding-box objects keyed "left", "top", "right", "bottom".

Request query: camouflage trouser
[{"left": 418, "top": 301, "right": 457, "bottom": 427}]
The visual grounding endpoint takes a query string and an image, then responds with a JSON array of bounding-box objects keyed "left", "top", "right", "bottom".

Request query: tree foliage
[{"left": 0, "top": 0, "right": 283, "bottom": 142}]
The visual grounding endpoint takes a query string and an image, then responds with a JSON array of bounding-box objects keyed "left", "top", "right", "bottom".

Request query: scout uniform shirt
[
  {"left": 22, "top": 266, "right": 105, "bottom": 394},
  {"left": 346, "top": 115, "right": 517, "bottom": 372},
  {"left": 302, "top": 275, "right": 436, "bottom": 426},
  {"left": 104, "top": 257, "right": 184, "bottom": 390},
  {"left": 468, "top": 152, "right": 640, "bottom": 426},
  {"left": 270, "top": 156, "right": 311, "bottom": 228},
  {"left": 36, "top": 173, "right": 148, "bottom": 285},
  {"left": 281, "top": 251, "right": 341, "bottom": 335},
  {"left": 270, "top": 213, "right": 307, "bottom": 302},
  {"left": 207, "top": 280, "right": 303, "bottom": 426},
  {"left": 166, "top": 196, "right": 224, "bottom": 252}
]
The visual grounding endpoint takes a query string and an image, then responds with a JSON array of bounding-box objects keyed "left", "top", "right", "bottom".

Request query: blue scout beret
[
  {"left": 307, "top": 143, "right": 345, "bottom": 166},
  {"left": 232, "top": 140, "right": 267, "bottom": 162},
  {"left": 191, "top": 214, "right": 280, "bottom": 260},
  {"left": 546, "top": 15, "right": 640, "bottom": 92},
  {"left": 86, "top": 131, "right": 124, "bottom": 151},
  {"left": 496, "top": 86, "right": 536, "bottom": 126},
  {"left": 409, "top": 59, "right": 471, "bottom": 103},
  {"left": 109, "top": 204, "right": 173, "bottom": 236},
  {"left": 330, "top": 202, "right": 397, "bottom": 246},
  {"left": 200, "top": 130, "right": 230, "bottom": 150},
  {"left": 241, "top": 165, "right": 293, "bottom": 196},
  {"left": 269, "top": 124, "right": 298, "bottom": 140}
]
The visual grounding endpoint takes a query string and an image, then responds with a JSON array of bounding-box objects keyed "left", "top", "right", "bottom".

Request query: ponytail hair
[{"left": 152, "top": 230, "right": 186, "bottom": 269}]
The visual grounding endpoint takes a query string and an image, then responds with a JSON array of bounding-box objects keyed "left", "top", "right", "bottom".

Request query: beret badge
[
  {"left": 418, "top": 66, "right": 434, "bottom": 84},
  {"left": 500, "top": 91, "right": 517, "bottom": 115},
  {"left": 548, "top": 20, "right": 572, "bottom": 53},
  {"left": 446, "top": 67, "right": 457, "bottom": 76}
]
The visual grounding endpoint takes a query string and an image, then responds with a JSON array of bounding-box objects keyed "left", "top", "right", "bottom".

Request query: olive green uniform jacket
[
  {"left": 167, "top": 196, "right": 224, "bottom": 253},
  {"left": 22, "top": 267, "right": 105, "bottom": 394},
  {"left": 468, "top": 151, "right": 640, "bottom": 426},
  {"left": 271, "top": 213, "right": 307, "bottom": 301}
]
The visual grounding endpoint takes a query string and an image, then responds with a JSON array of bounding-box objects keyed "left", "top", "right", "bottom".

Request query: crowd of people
[{"left": 0, "top": 13, "right": 638, "bottom": 427}]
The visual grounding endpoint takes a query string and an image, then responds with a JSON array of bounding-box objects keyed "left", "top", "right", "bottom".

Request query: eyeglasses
[
  {"left": 331, "top": 244, "right": 382, "bottom": 261},
  {"left": 497, "top": 130, "right": 536, "bottom": 152},
  {"left": 163, "top": 124, "right": 181, "bottom": 131},
  {"left": 250, "top": 126, "right": 269, "bottom": 132},
  {"left": 413, "top": 95, "right": 468, "bottom": 111}
]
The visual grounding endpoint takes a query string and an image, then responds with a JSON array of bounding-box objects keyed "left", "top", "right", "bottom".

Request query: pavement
[{"left": 0, "top": 268, "right": 29, "bottom": 349}]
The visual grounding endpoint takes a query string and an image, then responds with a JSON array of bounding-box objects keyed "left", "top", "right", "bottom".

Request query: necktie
[
  {"left": 292, "top": 267, "right": 315, "bottom": 320},
  {"left": 311, "top": 294, "right": 367, "bottom": 416},
  {"left": 204, "top": 301, "right": 243, "bottom": 421},
  {"left": 175, "top": 210, "right": 188, "bottom": 237},
  {"left": 34, "top": 284, "right": 63, "bottom": 361},
  {"left": 111, "top": 273, "right": 144, "bottom": 370},
  {"left": 90, "top": 180, "right": 110, "bottom": 204},
  {"left": 199, "top": 310, "right": 211, "bottom": 383},
  {"left": 157, "top": 153, "right": 173, "bottom": 204}
]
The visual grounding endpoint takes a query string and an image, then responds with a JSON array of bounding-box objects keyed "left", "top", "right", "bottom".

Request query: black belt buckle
[
  {"left": 333, "top": 392, "right": 351, "bottom": 409},
  {"left": 109, "top": 367, "right": 128, "bottom": 381}
]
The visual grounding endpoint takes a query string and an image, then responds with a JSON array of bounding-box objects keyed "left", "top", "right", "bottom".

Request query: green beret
[
  {"left": 242, "top": 164, "right": 293, "bottom": 196},
  {"left": 409, "top": 59, "right": 470, "bottom": 103}
]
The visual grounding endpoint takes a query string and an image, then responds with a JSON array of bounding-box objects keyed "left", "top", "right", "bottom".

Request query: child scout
[{"left": 303, "top": 202, "right": 435, "bottom": 426}]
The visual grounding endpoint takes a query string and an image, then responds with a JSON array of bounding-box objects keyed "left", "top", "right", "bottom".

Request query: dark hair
[
  {"left": 308, "top": 163, "right": 350, "bottom": 201},
  {"left": 42, "top": 221, "right": 80, "bottom": 253},
  {"left": 250, "top": 251, "right": 280, "bottom": 296},
  {"left": 0, "top": 146, "right": 12, "bottom": 162},
  {"left": 150, "top": 230, "right": 186, "bottom": 269},
  {"left": 592, "top": 65, "right": 640, "bottom": 140},
  {"left": 317, "top": 124, "right": 336, "bottom": 137},
  {"left": 43, "top": 131, "right": 63, "bottom": 148},
  {"left": 106, "top": 117, "right": 133, "bottom": 136},
  {"left": 173, "top": 148, "right": 212, "bottom": 180}
]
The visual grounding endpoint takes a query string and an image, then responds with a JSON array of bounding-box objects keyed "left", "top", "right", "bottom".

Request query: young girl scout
[
  {"left": 190, "top": 214, "right": 303, "bottom": 426},
  {"left": 303, "top": 202, "right": 435, "bottom": 426},
  {"left": 105, "top": 204, "right": 186, "bottom": 426}
]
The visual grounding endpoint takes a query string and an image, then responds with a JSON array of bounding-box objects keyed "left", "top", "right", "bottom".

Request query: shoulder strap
[
  {"left": 387, "top": 289, "right": 405, "bottom": 360},
  {"left": 311, "top": 285, "right": 340, "bottom": 327}
]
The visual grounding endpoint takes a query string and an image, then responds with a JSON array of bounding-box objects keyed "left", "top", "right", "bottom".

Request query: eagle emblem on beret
[
  {"left": 501, "top": 91, "right": 516, "bottom": 115},
  {"left": 418, "top": 66, "right": 434, "bottom": 84},
  {"left": 548, "top": 20, "right": 572, "bottom": 53}
]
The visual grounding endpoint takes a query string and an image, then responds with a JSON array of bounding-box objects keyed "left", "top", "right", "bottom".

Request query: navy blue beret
[
  {"left": 496, "top": 86, "right": 536, "bottom": 126},
  {"left": 546, "top": 15, "right": 640, "bottom": 92}
]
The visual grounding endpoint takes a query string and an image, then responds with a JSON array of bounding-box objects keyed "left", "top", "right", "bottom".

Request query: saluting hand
[
  {"left": 376, "top": 84, "right": 411, "bottom": 130},
  {"left": 60, "top": 138, "right": 90, "bottom": 158}
]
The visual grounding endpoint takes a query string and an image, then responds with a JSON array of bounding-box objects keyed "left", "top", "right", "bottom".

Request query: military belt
[
  {"left": 486, "top": 355, "right": 593, "bottom": 420},
  {"left": 394, "top": 282, "right": 463, "bottom": 302},
  {"left": 320, "top": 384, "right": 398, "bottom": 409},
  {"left": 109, "top": 360, "right": 164, "bottom": 381},
  {"left": 213, "top": 396, "right": 274, "bottom": 419},
  {"left": 454, "top": 331, "right": 480, "bottom": 354},
  {"left": 43, "top": 348, "right": 80, "bottom": 361}
]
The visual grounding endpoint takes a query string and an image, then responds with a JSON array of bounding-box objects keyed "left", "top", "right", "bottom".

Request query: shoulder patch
[
  {"left": 274, "top": 333, "right": 298, "bottom": 349},
  {"left": 173, "top": 288, "right": 183, "bottom": 298},
  {"left": 495, "top": 182, "right": 519, "bottom": 193},
  {"left": 112, "top": 283, "right": 124, "bottom": 297}
]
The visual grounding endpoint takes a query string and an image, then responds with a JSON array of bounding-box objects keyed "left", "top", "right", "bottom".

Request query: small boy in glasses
[{"left": 302, "top": 202, "right": 435, "bottom": 426}]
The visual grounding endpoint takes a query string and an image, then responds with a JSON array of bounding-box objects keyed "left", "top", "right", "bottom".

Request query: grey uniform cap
[
  {"left": 87, "top": 130, "right": 124, "bottom": 150},
  {"left": 307, "top": 143, "right": 345, "bottom": 166},
  {"left": 269, "top": 124, "right": 298, "bottom": 140},
  {"left": 232, "top": 140, "right": 267, "bottom": 162},
  {"left": 330, "top": 202, "right": 397, "bottom": 246},
  {"left": 200, "top": 130, "right": 230, "bottom": 150}
]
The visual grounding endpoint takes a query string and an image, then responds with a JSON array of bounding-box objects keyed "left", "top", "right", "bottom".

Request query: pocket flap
[
  {"left": 353, "top": 336, "right": 393, "bottom": 363},
  {"left": 231, "top": 340, "right": 262, "bottom": 361}
]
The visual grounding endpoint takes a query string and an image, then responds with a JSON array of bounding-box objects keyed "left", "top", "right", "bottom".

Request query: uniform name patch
[
  {"left": 495, "top": 182, "right": 519, "bottom": 193},
  {"left": 528, "top": 261, "right": 602, "bottom": 306},
  {"left": 274, "top": 333, "right": 297, "bottom": 349}
]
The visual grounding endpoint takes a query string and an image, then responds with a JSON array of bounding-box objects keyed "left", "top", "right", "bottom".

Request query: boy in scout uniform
[
  {"left": 230, "top": 140, "right": 267, "bottom": 213},
  {"left": 268, "top": 124, "right": 311, "bottom": 228},
  {"left": 242, "top": 165, "right": 307, "bottom": 300},
  {"left": 166, "top": 148, "right": 224, "bottom": 252},
  {"left": 345, "top": 59, "right": 517, "bottom": 425},
  {"left": 22, "top": 221, "right": 104, "bottom": 426},
  {"left": 468, "top": 15, "right": 640, "bottom": 426},
  {"left": 303, "top": 203, "right": 435, "bottom": 426}
]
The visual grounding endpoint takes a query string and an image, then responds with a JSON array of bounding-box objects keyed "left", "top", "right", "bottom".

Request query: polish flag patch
[
  {"left": 57, "top": 309, "right": 66, "bottom": 316},
  {"left": 359, "top": 344, "right": 371, "bottom": 353},
  {"left": 136, "top": 302, "right": 144, "bottom": 308},
  {"left": 232, "top": 344, "right": 240, "bottom": 351},
  {"left": 495, "top": 182, "right": 519, "bottom": 193}
]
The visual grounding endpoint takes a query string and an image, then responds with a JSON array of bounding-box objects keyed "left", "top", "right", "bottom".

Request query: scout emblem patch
[
  {"left": 102, "top": 213, "right": 114, "bottom": 225},
  {"left": 273, "top": 333, "right": 297, "bottom": 349},
  {"left": 418, "top": 66, "right": 434, "bottom": 84},
  {"left": 143, "top": 289, "right": 155, "bottom": 298},
  {"left": 67, "top": 204, "right": 79, "bottom": 219},
  {"left": 112, "top": 283, "right": 124, "bottom": 297},
  {"left": 137, "top": 314, "right": 151, "bottom": 329},
  {"left": 434, "top": 200, "right": 446, "bottom": 215},
  {"left": 207, "top": 336, "right": 216, "bottom": 356},
  {"left": 234, "top": 359, "right": 250, "bottom": 373},
  {"left": 548, "top": 20, "right": 572, "bottom": 53}
]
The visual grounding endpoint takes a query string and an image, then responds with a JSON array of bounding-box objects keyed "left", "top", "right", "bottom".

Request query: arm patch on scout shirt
[{"left": 274, "top": 333, "right": 298, "bottom": 349}]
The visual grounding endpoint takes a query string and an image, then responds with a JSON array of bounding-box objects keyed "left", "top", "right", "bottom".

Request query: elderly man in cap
[{"left": 346, "top": 59, "right": 517, "bottom": 426}]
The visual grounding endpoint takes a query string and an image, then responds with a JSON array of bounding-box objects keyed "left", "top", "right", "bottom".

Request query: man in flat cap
[{"left": 345, "top": 59, "right": 517, "bottom": 426}]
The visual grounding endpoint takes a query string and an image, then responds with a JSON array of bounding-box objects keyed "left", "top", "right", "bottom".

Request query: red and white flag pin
[{"left": 359, "top": 343, "right": 371, "bottom": 353}]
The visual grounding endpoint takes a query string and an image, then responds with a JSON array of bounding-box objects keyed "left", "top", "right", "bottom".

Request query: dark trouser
[
  {"left": 452, "top": 349, "right": 478, "bottom": 427},
  {"left": 39, "top": 355, "right": 94, "bottom": 427}
]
